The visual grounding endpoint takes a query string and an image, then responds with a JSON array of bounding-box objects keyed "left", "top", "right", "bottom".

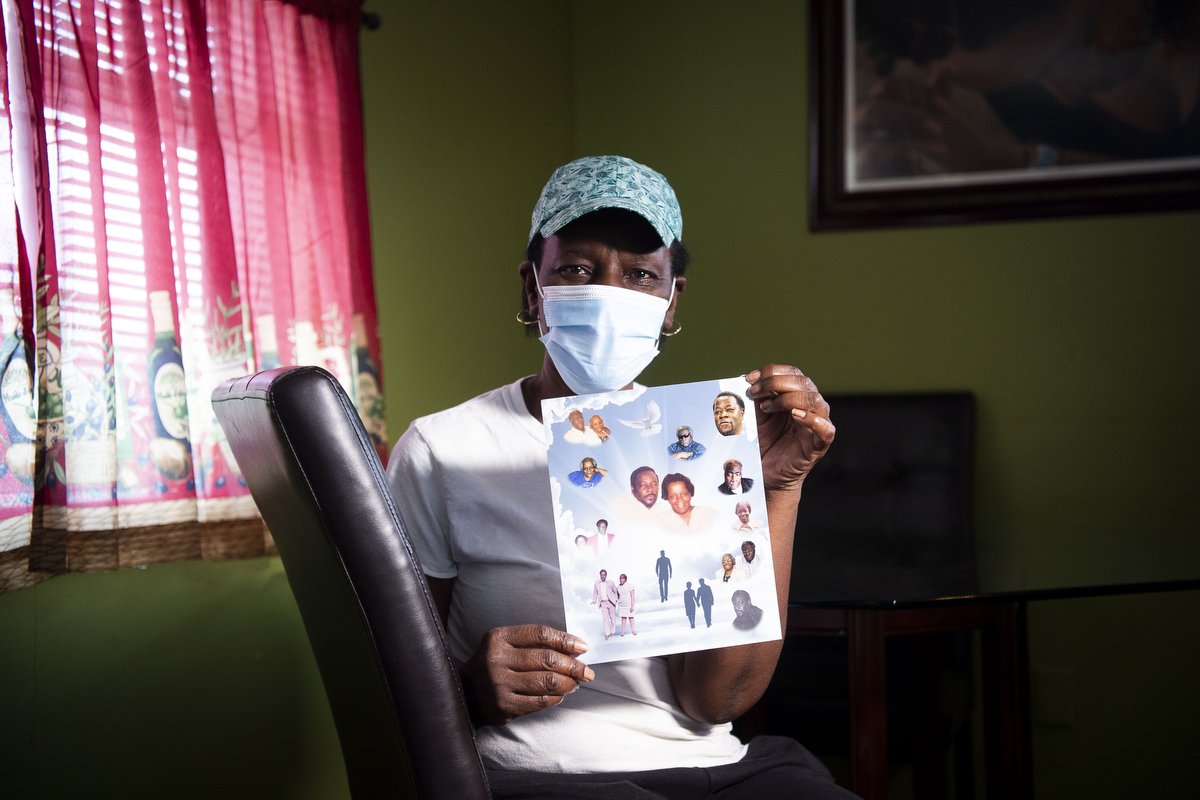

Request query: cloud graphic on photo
[
  {"left": 542, "top": 385, "right": 650, "bottom": 425},
  {"left": 548, "top": 476, "right": 577, "bottom": 540}
]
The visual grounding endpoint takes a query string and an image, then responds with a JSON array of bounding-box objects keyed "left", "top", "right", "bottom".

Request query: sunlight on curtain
[{"left": 0, "top": 0, "right": 384, "bottom": 592}]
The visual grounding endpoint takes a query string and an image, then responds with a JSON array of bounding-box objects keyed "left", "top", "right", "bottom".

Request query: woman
[
  {"left": 616, "top": 573, "right": 637, "bottom": 636},
  {"left": 589, "top": 414, "right": 612, "bottom": 442},
  {"left": 661, "top": 472, "right": 723, "bottom": 535},
  {"left": 385, "top": 156, "right": 843, "bottom": 798},
  {"left": 717, "top": 553, "right": 739, "bottom": 584}
]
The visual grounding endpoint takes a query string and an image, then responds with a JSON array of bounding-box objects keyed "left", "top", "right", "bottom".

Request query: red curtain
[{"left": 0, "top": 0, "right": 384, "bottom": 592}]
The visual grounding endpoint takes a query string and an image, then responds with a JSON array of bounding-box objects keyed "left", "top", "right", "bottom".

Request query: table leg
[
  {"left": 848, "top": 610, "right": 888, "bottom": 800},
  {"left": 981, "top": 601, "right": 1033, "bottom": 799}
]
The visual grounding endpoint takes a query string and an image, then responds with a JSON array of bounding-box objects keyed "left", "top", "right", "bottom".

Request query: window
[{"left": 0, "top": 0, "right": 383, "bottom": 591}]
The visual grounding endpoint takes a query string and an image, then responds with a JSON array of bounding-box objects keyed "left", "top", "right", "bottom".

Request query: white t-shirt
[{"left": 386, "top": 378, "right": 747, "bottom": 773}]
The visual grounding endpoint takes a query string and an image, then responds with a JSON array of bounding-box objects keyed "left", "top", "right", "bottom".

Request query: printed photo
[{"left": 542, "top": 377, "right": 782, "bottom": 665}]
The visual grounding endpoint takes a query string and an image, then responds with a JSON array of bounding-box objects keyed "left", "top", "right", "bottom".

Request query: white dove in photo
[{"left": 618, "top": 399, "right": 662, "bottom": 437}]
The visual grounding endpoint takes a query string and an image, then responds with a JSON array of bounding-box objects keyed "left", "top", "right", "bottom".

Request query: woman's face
[
  {"left": 521, "top": 211, "right": 684, "bottom": 337},
  {"left": 721, "top": 554, "right": 735, "bottom": 571},
  {"left": 666, "top": 480, "right": 694, "bottom": 516}
]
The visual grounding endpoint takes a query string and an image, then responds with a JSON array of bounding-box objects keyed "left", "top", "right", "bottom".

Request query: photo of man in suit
[
  {"left": 717, "top": 458, "right": 754, "bottom": 495},
  {"left": 586, "top": 519, "right": 615, "bottom": 557},
  {"left": 591, "top": 569, "right": 619, "bottom": 640}
]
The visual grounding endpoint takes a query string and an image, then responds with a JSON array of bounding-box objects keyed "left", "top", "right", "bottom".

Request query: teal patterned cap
[{"left": 529, "top": 155, "right": 682, "bottom": 247}]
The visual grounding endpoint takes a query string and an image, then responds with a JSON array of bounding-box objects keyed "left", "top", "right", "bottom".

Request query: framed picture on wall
[{"left": 809, "top": 0, "right": 1200, "bottom": 230}]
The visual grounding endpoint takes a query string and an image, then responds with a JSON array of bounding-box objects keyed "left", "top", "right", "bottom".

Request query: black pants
[{"left": 487, "top": 735, "right": 860, "bottom": 799}]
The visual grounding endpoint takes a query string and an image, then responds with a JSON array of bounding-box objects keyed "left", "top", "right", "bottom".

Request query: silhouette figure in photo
[
  {"left": 683, "top": 581, "right": 697, "bottom": 629},
  {"left": 655, "top": 549, "right": 673, "bottom": 601},
  {"left": 697, "top": 578, "right": 715, "bottom": 627}
]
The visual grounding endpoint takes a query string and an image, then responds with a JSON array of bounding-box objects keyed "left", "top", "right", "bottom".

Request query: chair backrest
[
  {"left": 790, "top": 391, "right": 976, "bottom": 602},
  {"left": 213, "top": 366, "right": 490, "bottom": 800}
]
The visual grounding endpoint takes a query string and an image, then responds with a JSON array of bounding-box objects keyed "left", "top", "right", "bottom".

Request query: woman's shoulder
[
  {"left": 391, "top": 378, "right": 536, "bottom": 464},
  {"left": 406, "top": 378, "right": 531, "bottom": 436}
]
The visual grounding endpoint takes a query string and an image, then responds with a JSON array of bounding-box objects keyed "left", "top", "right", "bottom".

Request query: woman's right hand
[{"left": 464, "top": 624, "right": 595, "bottom": 726}]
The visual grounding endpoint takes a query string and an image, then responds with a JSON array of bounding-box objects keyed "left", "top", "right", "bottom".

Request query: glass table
[{"left": 783, "top": 545, "right": 1200, "bottom": 800}]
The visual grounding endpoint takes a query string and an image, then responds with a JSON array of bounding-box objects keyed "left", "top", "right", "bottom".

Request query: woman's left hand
[{"left": 746, "top": 364, "right": 835, "bottom": 492}]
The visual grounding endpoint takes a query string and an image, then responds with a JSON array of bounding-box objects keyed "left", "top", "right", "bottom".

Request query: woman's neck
[
  {"left": 521, "top": 358, "right": 572, "bottom": 422},
  {"left": 520, "top": 356, "right": 636, "bottom": 421}
]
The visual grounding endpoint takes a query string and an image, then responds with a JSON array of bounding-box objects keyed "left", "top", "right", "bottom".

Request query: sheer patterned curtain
[{"left": 0, "top": 0, "right": 384, "bottom": 592}]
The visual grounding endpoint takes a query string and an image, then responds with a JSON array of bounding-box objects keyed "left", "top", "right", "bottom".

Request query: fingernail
[
  {"left": 583, "top": 667, "right": 596, "bottom": 682},
  {"left": 793, "top": 409, "right": 807, "bottom": 419}
]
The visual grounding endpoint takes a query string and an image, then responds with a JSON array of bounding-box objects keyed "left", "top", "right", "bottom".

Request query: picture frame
[{"left": 809, "top": 0, "right": 1200, "bottom": 230}]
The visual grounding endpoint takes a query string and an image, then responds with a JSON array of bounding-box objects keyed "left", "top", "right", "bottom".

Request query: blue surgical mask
[{"left": 537, "top": 280, "right": 672, "bottom": 396}]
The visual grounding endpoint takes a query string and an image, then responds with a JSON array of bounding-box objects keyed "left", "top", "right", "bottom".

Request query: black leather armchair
[{"left": 213, "top": 366, "right": 490, "bottom": 800}]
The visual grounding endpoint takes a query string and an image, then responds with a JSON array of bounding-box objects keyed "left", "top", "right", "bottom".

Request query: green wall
[
  {"left": 368, "top": 2, "right": 578, "bottom": 423},
  {"left": 0, "top": 558, "right": 347, "bottom": 798},
  {"left": 2, "top": 2, "right": 1197, "bottom": 797}
]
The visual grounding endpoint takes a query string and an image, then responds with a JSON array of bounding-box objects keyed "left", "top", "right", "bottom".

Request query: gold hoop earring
[
  {"left": 516, "top": 310, "right": 539, "bottom": 327},
  {"left": 661, "top": 321, "right": 682, "bottom": 337}
]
